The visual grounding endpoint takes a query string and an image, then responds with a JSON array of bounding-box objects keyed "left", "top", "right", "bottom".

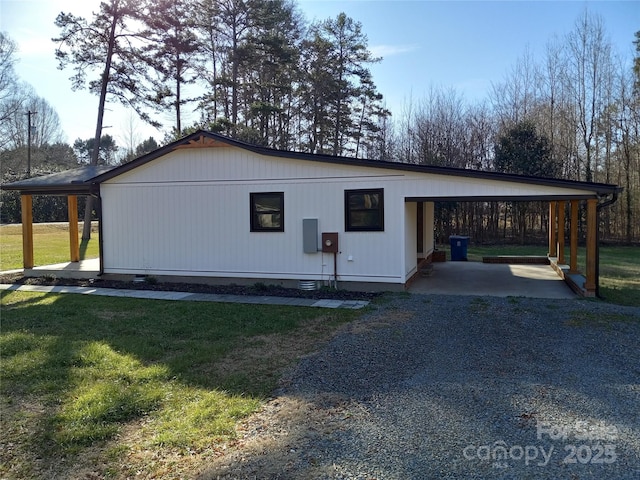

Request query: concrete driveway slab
[{"left": 409, "top": 262, "right": 575, "bottom": 298}]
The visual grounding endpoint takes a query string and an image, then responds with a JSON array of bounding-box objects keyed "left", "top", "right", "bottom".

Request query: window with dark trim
[
  {"left": 250, "top": 192, "right": 284, "bottom": 232},
  {"left": 345, "top": 188, "right": 384, "bottom": 231}
]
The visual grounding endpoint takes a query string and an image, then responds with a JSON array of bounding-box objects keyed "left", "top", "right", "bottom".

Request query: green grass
[
  {"left": 583, "top": 246, "right": 640, "bottom": 306},
  {"left": 458, "top": 244, "right": 551, "bottom": 261},
  {"left": 0, "top": 223, "right": 99, "bottom": 270},
  {"left": 468, "top": 297, "right": 490, "bottom": 313},
  {"left": 0, "top": 291, "right": 356, "bottom": 478},
  {"left": 566, "top": 310, "right": 636, "bottom": 328},
  {"left": 437, "top": 243, "right": 640, "bottom": 307}
]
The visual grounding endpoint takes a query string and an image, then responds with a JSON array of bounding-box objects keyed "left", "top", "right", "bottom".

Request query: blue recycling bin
[{"left": 449, "top": 235, "right": 469, "bottom": 261}]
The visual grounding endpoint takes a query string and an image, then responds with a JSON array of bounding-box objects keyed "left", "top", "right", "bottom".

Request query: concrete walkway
[{"left": 0, "top": 283, "right": 370, "bottom": 309}]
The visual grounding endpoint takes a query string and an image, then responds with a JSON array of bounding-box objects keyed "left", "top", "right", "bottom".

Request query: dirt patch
[
  {"left": 346, "top": 309, "right": 414, "bottom": 334},
  {"left": 196, "top": 394, "right": 364, "bottom": 480},
  {"left": 212, "top": 315, "right": 341, "bottom": 386},
  {"left": 196, "top": 308, "right": 409, "bottom": 480},
  {"left": 96, "top": 314, "right": 362, "bottom": 480}
]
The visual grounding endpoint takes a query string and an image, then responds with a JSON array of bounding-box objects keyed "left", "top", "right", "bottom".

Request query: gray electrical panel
[{"left": 302, "top": 218, "right": 318, "bottom": 253}]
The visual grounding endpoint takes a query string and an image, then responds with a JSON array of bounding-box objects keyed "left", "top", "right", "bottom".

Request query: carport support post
[
  {"left": 556, "top": 201, "right": 565, "bottom": 264},
  {"left": 68, "top": 195, "right": 80, "bottom": 262},
  {"left": 548, "top": 201, "right": 557, "bottom": 258},
  {"left": 21, "top": 194, "right": 34, "bottom": 268},
  {"left": 569, "top": 200, "right": 579, "bottom": 273},
  {"left": 585, "top": 198, "right": 597, "bottom": 294}
]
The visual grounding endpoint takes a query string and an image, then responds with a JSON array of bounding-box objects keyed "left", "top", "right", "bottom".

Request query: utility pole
[{"left": 25, "top": 110, "right": 37, "bottom": 177}]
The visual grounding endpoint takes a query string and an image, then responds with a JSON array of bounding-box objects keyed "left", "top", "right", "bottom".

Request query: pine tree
[
  {"left": 53, "top": 0, "right": 148, "bottom": 238},
  {"left": 139, "top": 0, "right": 201, "bottom": 133},
  {"left": 299, "top": 13, "right": 388, "bottom": 156}
]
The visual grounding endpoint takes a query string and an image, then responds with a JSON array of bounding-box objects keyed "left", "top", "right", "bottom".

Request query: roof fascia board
[
  {"left": 405, "top": 194, "right": 597, "bottom": 202},
  {"left": 199, "top": 132, "right": 621, "bottom": 194},
  {"left": 11, "top": 187, "right": 94, "bottom": 196},
  {"left": 0, "top": 182, "right": 94, "bottom": 194}
]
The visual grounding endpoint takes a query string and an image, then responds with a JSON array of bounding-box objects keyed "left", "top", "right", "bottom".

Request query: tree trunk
[
  {"left": 624, "top": 136, "right": 632, "bottom": 243},
  {"left": 231, "top": 23, "right": 238, "bottom": 130},
  {"left": 176, "top": 53, "right": 182, "bottom": 134},
  {"left": 82, "top": 0, "right": 119, "bottom": 240}
]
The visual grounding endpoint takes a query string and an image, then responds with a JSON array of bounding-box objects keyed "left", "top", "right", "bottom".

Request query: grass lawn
[
  {"left": 0, "top": 291, "right": 358, "bottom": 479},
  {"left": 437, "top": 243, "right": 640, "bottom": 306},
  {"left": 0, "top": 223, "right": 99, "bottom": 271}
]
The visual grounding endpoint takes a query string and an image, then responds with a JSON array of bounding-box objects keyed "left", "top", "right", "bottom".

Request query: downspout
[
  {"left": 595, "top": 191, "right": 620, "bottom": 298},
  {"left": 97, "top": 193, "right": 104, "bottom": 276}
]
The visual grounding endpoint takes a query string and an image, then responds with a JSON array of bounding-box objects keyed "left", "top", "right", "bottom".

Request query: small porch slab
[{"left": 24, "top": 258, "right": 100, "bottom": 280}]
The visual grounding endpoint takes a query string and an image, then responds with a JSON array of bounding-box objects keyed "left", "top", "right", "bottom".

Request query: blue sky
[
  {"left": 1, "top": 0, "right": 637, "bottom": 147},
  {"left": 302, "top": 1, "right": 638, "bottom": 111}
]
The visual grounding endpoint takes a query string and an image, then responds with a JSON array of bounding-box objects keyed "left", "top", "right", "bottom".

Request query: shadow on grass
[
  {"left": 0, "top": 290, "right": 353, "bottom": 476},
  {"left": 79, "top": 239, "right": 90, "bottom": 260},
  {"left": 1, "top": 290, "right": 319, "bottom": 391}
]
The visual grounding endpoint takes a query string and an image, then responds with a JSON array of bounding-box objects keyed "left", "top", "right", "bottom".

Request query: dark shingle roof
[{"left": 1, "top": 165, "right": 114, "bottom": 195}]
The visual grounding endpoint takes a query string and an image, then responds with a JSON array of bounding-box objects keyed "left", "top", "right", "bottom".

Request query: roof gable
[{"left": 92, "top": 130, "right": 620, "bottom": 197}]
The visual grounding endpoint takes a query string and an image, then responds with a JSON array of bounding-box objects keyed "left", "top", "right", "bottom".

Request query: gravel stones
[{"left": 203, "top": 294, "right": 640, "bottom": 479}]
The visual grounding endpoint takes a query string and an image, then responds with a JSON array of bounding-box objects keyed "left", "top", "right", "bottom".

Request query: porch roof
[{"left": 0, "top": 165, "right": 114, "bottom": 195}]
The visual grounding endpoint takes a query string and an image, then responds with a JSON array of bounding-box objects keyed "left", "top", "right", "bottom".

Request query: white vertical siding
[
  {"left": 399, "top": 174, "right": 594, "bottom": 197},
  {"left": 102, "top": 177, "right": 405, "bottom": 283}
]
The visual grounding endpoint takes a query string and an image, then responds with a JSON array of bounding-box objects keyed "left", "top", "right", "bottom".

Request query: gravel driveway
[{"left": 200, "top": 294, "right": 640, "bottom": 480}]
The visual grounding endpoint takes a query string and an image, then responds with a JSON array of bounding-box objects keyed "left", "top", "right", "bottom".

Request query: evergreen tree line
[{"left": 52, "top": 0, "right": 390, "bottom": 157}]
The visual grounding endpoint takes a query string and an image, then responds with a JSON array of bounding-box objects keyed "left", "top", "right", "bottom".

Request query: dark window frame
[
  {"left": 250, "top": 192, "right": 284, "bottom": 232},
  {"left": 344, "top": 188, "right": 384, "bottom": 232}
]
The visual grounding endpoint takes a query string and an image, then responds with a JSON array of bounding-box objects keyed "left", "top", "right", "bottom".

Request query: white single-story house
[{"left": 3, "top": 130, "right": 621, "bottom": 295}]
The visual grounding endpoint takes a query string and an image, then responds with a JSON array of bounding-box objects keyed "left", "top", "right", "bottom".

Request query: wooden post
[
  {"left": 68, "top": 195, "right": 80, "bottom": 262},
  {"left": 569, "top": 200, "right": 579, "bottom": 273},
  {"left": 21, "top": 194, "right": 34, "bottom": 268},
  {"left": 557, "top": 201, "right": 565, "bottom": 264},
  {"left": 548, "top": 201, "right": 557, "bottom": 257},
  {"left": 585, "top": 198, "right": 598, "bottom": 294}
]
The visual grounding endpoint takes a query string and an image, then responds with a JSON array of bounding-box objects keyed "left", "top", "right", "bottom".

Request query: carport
[{"left": 407, "top": 185, "right": 621, "bottom": 297}]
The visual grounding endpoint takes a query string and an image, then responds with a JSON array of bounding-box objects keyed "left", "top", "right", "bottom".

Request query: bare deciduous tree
[
  {"left": 0, "top": 32, "right": 18, "bottom": 104},
  {"left": 565, "top": 11, "right": 613, "bottom": 182}
]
